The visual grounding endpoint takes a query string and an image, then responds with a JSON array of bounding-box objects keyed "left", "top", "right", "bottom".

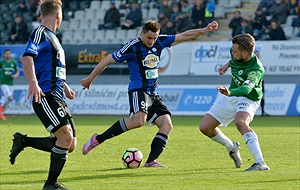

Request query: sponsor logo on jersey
[
  {"left": 145, "top": 69, "right": 158, "bottom": 79},
  {"left": 56, "top": 67, "right": 66, "bottom": 80},
  {"left": 31, "top": 44, "right": 38, "bottom": 50},
  {"left": 28, "top": 44, "right": 38, "bottom": 54},
  {"left": 232, "top": 76, "right": 242, "bottom": 86},
  {"left": 116, "top": 50, "right": 122, "bottom": 59},
  {"left": 142, "top": 54, "right": 159, "bottom": 68}
]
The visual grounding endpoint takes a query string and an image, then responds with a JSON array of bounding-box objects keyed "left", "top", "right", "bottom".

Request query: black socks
[
  {"left": 96, "top": 119, "right": 128, "bottom": 144},
  {"left": 23, "top": 136, "right": 56, "bottom": 152},
  {"left": 146, "top": 133, "right": 168, "bottom": 163},
  {"left": 45, "top": 145, "right": 68, "bottom": 184}
]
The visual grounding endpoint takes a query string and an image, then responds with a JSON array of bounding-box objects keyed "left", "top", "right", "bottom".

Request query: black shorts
[
  {"left": 128, "top": 90, "right": 171, "bottom": 125},
  {"left": 32, "top": 92, "right": 76, "bottom": 136}
]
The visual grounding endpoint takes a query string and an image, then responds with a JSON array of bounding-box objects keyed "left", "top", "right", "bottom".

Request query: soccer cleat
[
  {"left": 43, "top": 182, "right": 69, "bottom": 190},
  {"left": 9, "top": 132, "right": 26, "bottom": 165},
  {"left": 229, "top": 141, "right": 242, "bottom": 168},
  {"left": 244, "top": 162, "right": 270, "bottom": 172},
  {"left": 144, "top": 160, "right": 167, "bottom": 168},
  {"left": 0, "top": 105, "right": 6, "bottom": 120},
  {"left": 82, "top": 133, "right": 100, "bottom": 155},
  {"left": 261, "top": 113, "right": 270, "bottom": 116}
]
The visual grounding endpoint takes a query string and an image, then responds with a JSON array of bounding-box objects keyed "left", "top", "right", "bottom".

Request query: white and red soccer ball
[{"left": 122, "top": 148, "right": 143, "bottom": 169}]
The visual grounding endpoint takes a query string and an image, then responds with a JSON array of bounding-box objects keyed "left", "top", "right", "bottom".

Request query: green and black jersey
[
  {"left": 229, "top": 52, "right": 265, "bottom": 101},
  {"left": 0, "top": 59, "right": 18, "bottom": 86}
]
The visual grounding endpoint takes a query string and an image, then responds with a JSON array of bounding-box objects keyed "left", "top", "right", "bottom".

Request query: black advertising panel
[{"left": 63, "top": 44, "right": 129, "bottom": 75}]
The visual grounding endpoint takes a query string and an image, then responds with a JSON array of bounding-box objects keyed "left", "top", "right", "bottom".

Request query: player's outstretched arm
[
  {"left": 172, "top": 21, "right": 218, "bottom": 46},
  {"left": 80, "top": 54, "right": 115, "bottom": 90}
]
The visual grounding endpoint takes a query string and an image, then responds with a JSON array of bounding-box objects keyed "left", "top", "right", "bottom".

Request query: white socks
[
  {"left": 211, "top": 131, "right": 234, "bottom": 151},
  {"left": 243, "top": 132, "right": 264, "bottom": 164},
  {"left": 211, "top": 131, "right": 265, "bottom": 164}
]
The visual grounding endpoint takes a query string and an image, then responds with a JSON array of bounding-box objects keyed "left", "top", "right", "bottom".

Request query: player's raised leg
[{"left": 82, "top": 118, "right": 130, "bottom": 154}]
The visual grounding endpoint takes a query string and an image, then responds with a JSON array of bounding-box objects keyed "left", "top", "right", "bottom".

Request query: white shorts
[
  {"left": 207, "top": 95, "right": 260, "bottom": 127},
  {"left": 0, "top": 84, "right": 13, "bottom": 98}
]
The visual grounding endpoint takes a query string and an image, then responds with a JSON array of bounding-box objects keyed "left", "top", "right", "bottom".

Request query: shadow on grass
[
  {"left": 0, "top": 169, "right": 48, "bottom": 176},
  {"left": 2, "top": 166, "right": 298, "bottom": 186},
  {"left": 61, "top": 167, "right": 244, "bottom": 182}
]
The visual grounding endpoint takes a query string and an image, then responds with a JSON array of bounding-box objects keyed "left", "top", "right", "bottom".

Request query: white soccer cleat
[
  {"left": 244, "top": 162, "right": 270, "bottom": 171},
  {"left": 229, "top": 141, "right": 242, "bottom": 168}
]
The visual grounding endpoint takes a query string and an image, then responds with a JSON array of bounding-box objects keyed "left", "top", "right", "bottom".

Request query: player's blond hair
[
  {"left": 40, "top": 0, "right": 62, "bottom": 18},
  {"left": 232, "top": 34, "right": 255, "bottom": 53}
]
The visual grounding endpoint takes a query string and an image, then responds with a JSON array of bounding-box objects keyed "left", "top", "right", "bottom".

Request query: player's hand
[
  {"left": 206, "top": 21, "right": 218, "bottom": 32},
  {"left": 218, "top": 62, "right": 230, "bottom": 75},
  {"left": 63, "top": 83, "right": 75, "bottom": 100},
  {"left": 80, "top": 77, "right": 93, "bottom": 90},
  {"left": 218, "top": 65, "right": 227, "bottom": 75},
  {"left": 28, "top": 82, "right": 45, "bottom": 103},
  {"left": 217, "top": 85, "right": 231, "bottom": 96}
]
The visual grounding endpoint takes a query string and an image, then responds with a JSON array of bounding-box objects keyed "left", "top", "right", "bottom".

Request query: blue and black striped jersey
[
  {"left": 112, "top": 34, "right": 175, "bottom": 95},
  {"left": 23, "top": 25, "right": 66, "bottom": 99}
]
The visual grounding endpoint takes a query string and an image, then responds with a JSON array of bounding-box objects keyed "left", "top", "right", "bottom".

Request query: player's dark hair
[
  {"left": 142, "top": 20, "right": 160, "bottom": 33},
  {"left": 40, "top": 0, "right": 62, "bottom": 18},
  {"left": 232, "top": 33, "right": 255, "bottom": 53}
]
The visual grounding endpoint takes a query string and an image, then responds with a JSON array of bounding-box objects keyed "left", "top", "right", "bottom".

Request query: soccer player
[
  {"left": 81, "top": 20, "right": 219, "bottom": 167},
  {"left": 0, "top": 49, "right": 20, "bottom": 120},
  {"left": 199, "top": 34, "right": 270, "bottom": 171},
  {"left": 9, "top": 0, "right": 76, "bottom": 189}
]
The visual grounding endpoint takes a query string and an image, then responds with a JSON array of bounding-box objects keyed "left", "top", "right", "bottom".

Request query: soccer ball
[{"left": 121, "top": 148, "right": 143, "bottom": 169}]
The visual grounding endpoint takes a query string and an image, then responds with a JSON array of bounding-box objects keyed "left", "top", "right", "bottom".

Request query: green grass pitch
[{"left": 0, "top": 115, "right": 299, "bottom": 190}]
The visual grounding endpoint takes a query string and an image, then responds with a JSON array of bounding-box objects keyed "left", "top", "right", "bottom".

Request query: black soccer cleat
[
  {"left": 9, "top": 132, "right": 26, "bottom": 165},
  {"left": 43, "top": 182, "right": 69, "bottom": 190}
]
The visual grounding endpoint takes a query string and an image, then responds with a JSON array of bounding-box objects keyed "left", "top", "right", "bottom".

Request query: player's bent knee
[
  {"left": 57, "top": 132, "right": 73, "bottom": 148},
  {"left": 132, "top": 120, "right": 145, "bottom": 128},
  {"left": 158, "top": 123, "right": 173, "bottom": 135},
  {"left": 234, "top": 120, "right": 247, "bottom": 129},
  {"left": 199, "top": 124, "right": 209, "bottom": 134},
  {"left": 167, "top": 124, "right": 173, "bottom": 132}
]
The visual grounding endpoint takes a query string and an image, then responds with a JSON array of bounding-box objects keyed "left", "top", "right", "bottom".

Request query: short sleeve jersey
[
  {"left": 229, "top": 51, "right": 265, "bottom": 101},
  {"left": 111, "top": 34, "right": 175, "bottom": 95},
  {"left": 0, "top": 59, "right": 18, "bottom": 85},
  {"left": 23, "top": 25, "right": 66, "bottom": 98}
]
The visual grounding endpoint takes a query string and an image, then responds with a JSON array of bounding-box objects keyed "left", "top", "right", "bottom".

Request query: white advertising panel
[
  {"left": 189, "top": 41, "right": 300, "bottom": 75},
  {"left": 67, "top": 85, "right": 130, "bottom": 115},
  {"left": 2, "top": 85, "right": 299, "bottom": 116},
  {"left": 263, "top": 83, "right": 297, "bottom": 115},
  {"left": 1, "top": 85, "right": 34, "bottom": 114},
  {"left": 258, "top": 41, "right": 300, "bottom": 75},
  {"left": 159, "top": 43, "right": 191, "bottom": 76},
  {"left": 190, "top": 41, "right": 232, "bottom": 75}
]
